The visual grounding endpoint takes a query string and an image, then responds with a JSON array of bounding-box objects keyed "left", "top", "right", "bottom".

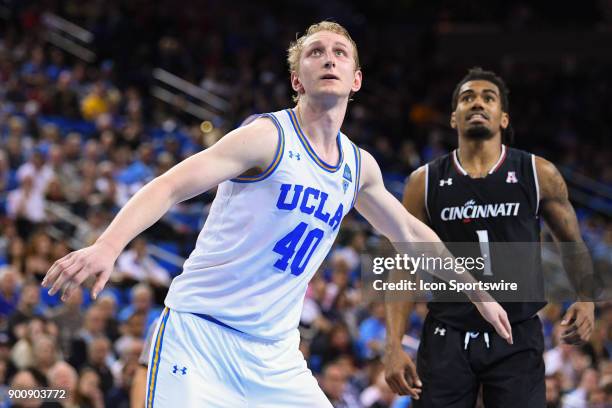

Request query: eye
[
  {"left": 335, "top": 49, "right": 346, "bottom": 56},
  {"left": 485, "top": 95, "right": 495, "bottom": 102},
  {"left": 311, "top": 48, "right": 322, "bottom": 56},
  {"left": 461, "top": 94, "right": 472, "bottom": 102}
]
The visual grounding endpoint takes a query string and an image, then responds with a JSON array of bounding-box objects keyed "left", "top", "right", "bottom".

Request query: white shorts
[{"left": 145, "top": 308, "right": 331, "bottom": 408}]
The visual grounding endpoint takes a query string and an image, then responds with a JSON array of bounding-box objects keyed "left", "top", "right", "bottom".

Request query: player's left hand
[
  {"left": 473, "top": 301, "right": 513, "bottom": 345},
  {"left": 560, "top": 302, "right": 595, "bottom": 345}
]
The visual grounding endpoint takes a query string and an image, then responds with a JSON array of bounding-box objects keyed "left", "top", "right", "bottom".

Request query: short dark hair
[
  {"left": 451, "top": 67, "right": 514, "bottom": 144},
  {"left": 452, "top": 67, "right": 510, "bottom": 111}
]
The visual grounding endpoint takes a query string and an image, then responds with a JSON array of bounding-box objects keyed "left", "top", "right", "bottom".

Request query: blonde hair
[{"left": 287, "top": 21, "right": 360, "bottom": 77}]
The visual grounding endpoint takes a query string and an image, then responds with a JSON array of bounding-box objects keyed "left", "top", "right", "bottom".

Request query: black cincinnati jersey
[{"left": 425, "top": 145, "right": 546, "bottom": 331}]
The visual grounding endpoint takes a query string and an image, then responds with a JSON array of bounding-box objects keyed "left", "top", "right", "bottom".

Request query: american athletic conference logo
[{"left": 440, "top": 199, "right": 521, "bottom": 222}]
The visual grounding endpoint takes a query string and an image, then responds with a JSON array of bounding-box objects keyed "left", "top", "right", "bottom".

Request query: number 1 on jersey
[
  {"left": 273, "top": 222, "right": 324, "bottom": 276},
  {"left": 476, "top": 230, "right": 493, "bottom": 276}
]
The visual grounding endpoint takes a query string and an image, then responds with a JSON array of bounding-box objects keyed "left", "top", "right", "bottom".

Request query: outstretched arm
[
  {"left": 536, "top": 156, "right": 595, "bottom": 344},
  {"left": 381, "top": 166, "right": 426, "bottom": 398},
  {"left": 43, "top": 117, "right": 280, "bottom": 300}
]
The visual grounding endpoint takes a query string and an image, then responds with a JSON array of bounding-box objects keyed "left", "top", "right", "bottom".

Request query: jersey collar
[{"left": 453, "top": 144, "right": 507, "bottom": 176}]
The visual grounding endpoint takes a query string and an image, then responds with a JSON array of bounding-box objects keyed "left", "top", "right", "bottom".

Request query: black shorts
[{"left": 413, "top": 314, "right": 545, "bottom": 408}]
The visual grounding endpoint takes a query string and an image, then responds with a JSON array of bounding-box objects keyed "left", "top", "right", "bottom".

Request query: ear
[
  {"left": 501, "top": 111, "right": 509, "bottom": 130},
  {"left": 351, "top": 69, "right": 362, "bottom": 93},
  {"left": 290, "top": 71, "right": 304, "bottom": 96},
  {"left": 450, "top": 111, "right": 457, "bottom": 129}
]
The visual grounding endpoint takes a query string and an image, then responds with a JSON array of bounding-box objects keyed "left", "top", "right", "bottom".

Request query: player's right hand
[
  {"left": 42, "top": 241, "right": 118, "bottom": 302},
  {"left": 474, "top": 301, "right": 513, "bottom": 345},
  {"left": 383, "top": 346, "right": 422, "bottom": 399}
]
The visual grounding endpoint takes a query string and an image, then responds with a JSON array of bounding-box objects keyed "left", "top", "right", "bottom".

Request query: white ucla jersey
[{"left": 165, "top": 109, "right": 362, "bottom": 340}]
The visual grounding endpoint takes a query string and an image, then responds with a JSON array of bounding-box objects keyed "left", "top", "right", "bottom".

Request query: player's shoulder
[
  {"left": 532, "top": 155, "right": 567, "bottom": 199},
  {"left": 406, "top": 164, "right": 427, "bottom": 186},
  {"left": 533, "top": 155, "right": 562, "bottom": 182},
  {"left": 225, "top": 114, "right": 281, "bottom": 150},
  {"left": 238, "top": 114, "right": 279, "bottom": 136}
]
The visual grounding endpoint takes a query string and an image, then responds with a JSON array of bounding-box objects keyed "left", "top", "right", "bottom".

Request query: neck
[
  {"left": 456, "top": 135, "right": 503, "bottom": 177},
  {"left": 296, "top": 96, "right": 347, "bottom": 151}
]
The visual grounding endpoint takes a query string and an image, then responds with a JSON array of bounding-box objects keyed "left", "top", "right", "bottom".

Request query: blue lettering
[
  {"left": 300, "top": 187, "right": 319, "bottom": 215},
  {"left": 328, "top": 204, "right": 344, "bottom": 230},
  {"left": 314, "top": 192, "right": 331, "bottom": 223},
  {"left": 276, "top": 184, "right": 303, "bottom": 210}
]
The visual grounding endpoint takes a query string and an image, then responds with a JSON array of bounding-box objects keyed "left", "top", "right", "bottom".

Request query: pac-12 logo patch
[
  {"left": 343, "top": 180, "right": 349, "bottom": 193},
  {"left": 506, "top": 171, "right": 518, "bottom": 183},
  {"left": 343, "top": 164, "right": 352, "bottom": 182}
]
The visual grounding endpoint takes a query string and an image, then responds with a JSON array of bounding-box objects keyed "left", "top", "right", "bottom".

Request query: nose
[
  {"left": 470, "top": 97, "right": 485, "bottom": 110},
  {"left": 324, "top": 49, "right": 336, "bottom": 69}
]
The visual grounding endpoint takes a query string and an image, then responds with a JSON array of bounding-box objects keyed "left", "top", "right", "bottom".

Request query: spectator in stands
[
  {"left": 0, "top": 150, "right": 17, "bottom": 194},
  {"left": 10, "top": 317, "right": 48, "bottom": 370},
  {"left": 93, "top": 293, "right": 120, "bottom": 342},
  {"left": 4, "top": 230, "right": 23, "bottom": 268},
  {"left": 46, "top": 287, "right": 84, "bottom": 354},
  {"left": 85, "top": 336, "right": 114, "bottom": 394},
  {"left": 9, "top": 368, "right": 48, "bottom": 408},
  {"left": 323, "top": 254, "right": 352, "bottom": 312},
  {"left": 321, "top": 361, "right": 362, "bottom": 408},
  {"left": 562, "top": 367, "right": 599, "bottom": 408},
  {"left": 31, "top": 335, "right": 59, "bottom": 376},
  {"left": 24, "top": 231, "right": 52, "bottom": 281},
  {"left": 0, "top": 332, "right": 17, "bottom": 383},
  {"left": 68, "top": 306, "right": 107, "bottom": 370},
  {"left": 117, "top": 284, "right": 161, "bottom": 335},
  {"left": 74, "top": 367, "right": 104, "bottom": 408},
  {"left": 311, "top": 322, "right": 356, "bottom": 373},
  {"left": 6, "top": 175, "right": 46, "bottom": 238},
  {"left": 16, "top": 149, "right": 53, "bottom": 197},
  {"left": 114, "top": 238, "right": 171, "bottom": 301},
  {"left": 7, "top": 281, "right": 43, "bottom": 343},
  {"left": 47, "top": 361, "right": 79, "bottom": 408},
  {"left": 360, "top": 371, "right": 409, "bottom": 408},
  {"left": 0, "top": 266, "right": 20, "bottom": 316},
  {"left": 357, "top": 302, "right": 386, "bottom": 360},
  {"left": 105, "top": 359, "right": 137, "bottom": 408},
  {"left": 81, "top": 81, "right": 110, "bottom": 121}
]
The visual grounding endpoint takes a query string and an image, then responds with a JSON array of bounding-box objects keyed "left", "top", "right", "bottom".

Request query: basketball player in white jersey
[{"left": 42, "top": 22, "right": 513, "bottom": 407}]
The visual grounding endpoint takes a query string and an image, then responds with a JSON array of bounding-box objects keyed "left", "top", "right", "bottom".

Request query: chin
[
  {"left": 465, "top": 125, "right": 494, "bottom": 140},
  {"left": 313, "top": 88, "right": 349, "bottom": 100}
]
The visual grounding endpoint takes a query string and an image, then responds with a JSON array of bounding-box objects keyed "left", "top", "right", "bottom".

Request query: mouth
[
  {"left": 320, "top": 74, "right": 340, "bottom": 81},
  {"left": 467, "top": 112, "right": 489, "bottom": 123}
]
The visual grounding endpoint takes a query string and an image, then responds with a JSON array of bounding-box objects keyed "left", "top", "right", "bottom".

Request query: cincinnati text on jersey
[{"left": 440, "top": 200, "right": 521, "bottom": 221}]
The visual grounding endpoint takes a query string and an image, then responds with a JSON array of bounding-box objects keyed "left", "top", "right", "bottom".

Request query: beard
[{"left": 465, "top": 124, "right": 494, "bottom": 140}]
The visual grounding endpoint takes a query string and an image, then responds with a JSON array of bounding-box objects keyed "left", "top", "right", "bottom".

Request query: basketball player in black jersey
[{"left": 383, "top": 67, "right": 595, "bottom": 407}]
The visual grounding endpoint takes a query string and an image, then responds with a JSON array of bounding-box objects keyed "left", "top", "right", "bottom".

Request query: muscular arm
[
  {"left": 536, "top": 157, "right": 595, "bottom": 299},
  {"left": 536, "top": 156, "right": 595, "bottom": 344},
  {"left": 43, "top": 117, "right": 279, "bottom": 299}
]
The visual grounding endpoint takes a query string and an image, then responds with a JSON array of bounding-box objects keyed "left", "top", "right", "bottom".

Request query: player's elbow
[{"left": 148, "top": 175, "right": 180, "bottom": 206}]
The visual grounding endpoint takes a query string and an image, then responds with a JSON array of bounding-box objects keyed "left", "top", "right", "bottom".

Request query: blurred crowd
[{"left": 1, "top": 1, "right": 611, "bottom": 407}]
